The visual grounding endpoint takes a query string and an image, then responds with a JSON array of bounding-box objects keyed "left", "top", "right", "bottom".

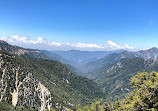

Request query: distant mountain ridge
[
  {"left": 51, "top": 49, "right": 124, "bottom": 67},
  {"left": 82, "top": 47, "right": 158, "bottom": 98},
  {"left": 0, "top": 40, "right": 72, "bottom": 65},
  {"left": 83, "top": 47, "right": 158, "bottom": 73}
]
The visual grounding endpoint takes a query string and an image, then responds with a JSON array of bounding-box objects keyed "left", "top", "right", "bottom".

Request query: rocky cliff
[{"left": 0, "top": 52, "right": 52, "bottom": 111}]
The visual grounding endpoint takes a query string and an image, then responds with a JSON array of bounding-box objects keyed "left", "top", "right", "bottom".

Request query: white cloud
[
  {"left": 70, "top": 43, "right": 104, "bottom": 48},
  {"left": 106, "top": 40, "right": 134, "bottom": 50},
  {"left": 0, "top": 35, "right": 134, "bottom": 51},
  {"left": 107, "top": 40, "right": 122, "bottom": 49}
]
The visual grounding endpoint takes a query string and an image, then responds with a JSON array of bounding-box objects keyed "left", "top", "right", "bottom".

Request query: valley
[
  {"left": 1, "top": 0, "right": 158, "bottom": 110},
  {"left": 0, "top": 40, "right": 105, "bottom": 110},
  {"left": 1, "top": 40, "right": 158, "bottom": 110}
]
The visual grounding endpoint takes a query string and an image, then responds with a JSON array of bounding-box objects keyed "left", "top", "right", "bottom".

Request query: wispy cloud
[{"left": 0, "top": 35, "right": 134, "bottom": 51}]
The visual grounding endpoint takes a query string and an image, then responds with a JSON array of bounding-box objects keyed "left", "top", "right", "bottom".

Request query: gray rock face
[{"left": 0, "top": 53, "right": 52, "bottom": 111}]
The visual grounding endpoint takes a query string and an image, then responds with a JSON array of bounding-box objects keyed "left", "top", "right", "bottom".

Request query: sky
[{"left": 0, "top": 0, "right": 158, "bottom": 51}]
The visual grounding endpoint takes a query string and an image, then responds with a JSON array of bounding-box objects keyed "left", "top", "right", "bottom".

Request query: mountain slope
[
  {"left": 0, "top": 102, "right": 35, "bottom": 111},
  {"left": 41, "top": 50, "right": 69, "bottom": 64},
  {"left": 0, "top": 41, "right": 106, "bottom": 110},
  {"left": 89, "top": 57, "right": 158, "bottom": 98},
  {"left": 0, "top": 51, "right": 53, "bottom": 111},
  {"left": 0, "top": 40, "right": 68, "bottom": 63},
  {"left": 28, "top": 59, "right": 105, "bottom": 108},
  {"left": 81, "top": 51, "right": 135, "bottom": 74}
]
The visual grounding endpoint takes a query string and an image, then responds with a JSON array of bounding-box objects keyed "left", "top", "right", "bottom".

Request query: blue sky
[{"left": 0, "top": 0, "right": 158, "bottom": 51}]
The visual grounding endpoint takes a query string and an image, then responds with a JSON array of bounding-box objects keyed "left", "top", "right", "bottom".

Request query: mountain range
[
  {"left": 82, "top": 47, "right": 158, "bottom": 98},
  {"left": 82, "top": 47, "right": 158, "bottom": 73},
  {"left": 51, "top": 50, "right": 123, "bottom": 67},
  {"left": 1, "top": 40, "right": 158, "bottom": 110},
  {"left": 0, "top": 40, "right": 105, "bottom": 111}
]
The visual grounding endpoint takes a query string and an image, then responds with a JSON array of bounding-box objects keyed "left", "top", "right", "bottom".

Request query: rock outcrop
[{"left": 0, "top": 53, "right": 52, "bottom": 111}]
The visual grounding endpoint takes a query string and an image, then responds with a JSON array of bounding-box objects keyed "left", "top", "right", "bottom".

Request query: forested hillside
[
  {"left": 77, "top": 72, "right": 158, "bottom": 111},
  {"left": 85, "top": 57, "right": 158, "bottom": 99},
  {"left": 0, "top": 41, "right": 105, "bottom": 110}
]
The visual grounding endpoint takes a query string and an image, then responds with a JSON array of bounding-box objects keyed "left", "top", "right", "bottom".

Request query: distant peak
[
  {"left": 150, "top": 47, "right": 157, "bottom": 49},
  {"left": 148, "top": 47, "right": 158, "bottom": 51},
  {"left": 0, "top": 40, "right": 8, "bottom": 44}
]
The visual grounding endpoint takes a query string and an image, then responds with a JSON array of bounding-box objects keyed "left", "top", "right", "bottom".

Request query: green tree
[{"left": 114, "top": 71, "right": 158, "bottom": 110}]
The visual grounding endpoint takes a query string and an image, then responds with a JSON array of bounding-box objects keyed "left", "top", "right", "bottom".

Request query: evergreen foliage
[
  {"left": 0, "top": 102, "right": 35, "bottom": 111},
  {"left": 77, "top": 72, "right": 158, "bottom": 111}
]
